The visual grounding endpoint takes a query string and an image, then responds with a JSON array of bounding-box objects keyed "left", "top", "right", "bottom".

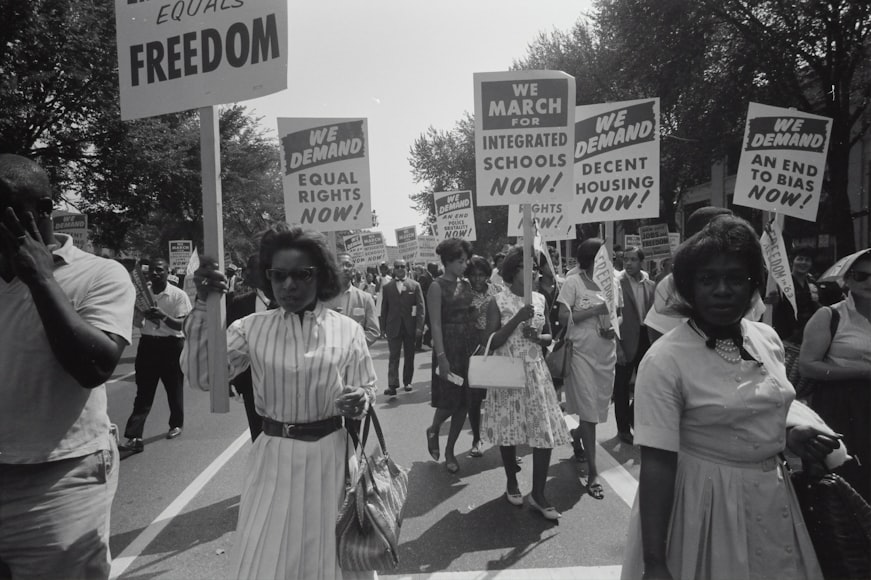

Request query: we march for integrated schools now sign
[{"left": 115, "top": 0, "right": 288, "bottom": 120}]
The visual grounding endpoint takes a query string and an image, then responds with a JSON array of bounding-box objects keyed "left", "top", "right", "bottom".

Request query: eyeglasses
[
  {"left": 847, "top": 270, "right": 871, "bottom": 282},
  {"left": 693, "top": 273, "right": 752, "bottom": 289},
  {"left": 394, "top": 264, "right": 407, "bottom": 269},
  {"left": 265, "top": 267, "right": 318, "bottom": 283}
]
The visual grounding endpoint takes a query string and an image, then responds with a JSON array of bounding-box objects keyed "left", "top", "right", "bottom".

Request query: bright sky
[{"left": 246, "top": 1, "right": 594, "bottom": 245}]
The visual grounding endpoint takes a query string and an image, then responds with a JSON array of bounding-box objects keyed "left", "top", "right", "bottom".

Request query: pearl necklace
[{"left": 713, "top": 339, "right": 742, "bottom": 364}]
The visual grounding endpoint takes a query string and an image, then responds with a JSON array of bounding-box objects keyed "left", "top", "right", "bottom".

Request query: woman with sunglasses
[
  {"left": 183, "top": 225, "right": 377, "bottom": 580},
  {"left": 799, "top": 249, "right": 871, "bottom": 501},
  {"left": 622, "top": 216, "right": 837, "bottom": 580}
]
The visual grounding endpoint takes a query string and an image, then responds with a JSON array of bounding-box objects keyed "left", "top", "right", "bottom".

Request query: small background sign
[
  {"left": 168, "top": 240, "right": 193, "bottom": 272},
  {"left": 434, "top": 190, "right": 477, "bottom": 241},
  {"left": 639, "top": 224, "right": 671, "bottom": 259}
]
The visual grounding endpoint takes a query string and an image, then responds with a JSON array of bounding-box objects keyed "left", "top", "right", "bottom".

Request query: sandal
[
  {"left": 468, "top": 441, "right": 483, "bottom": 458},
  {"left": 585, "top": 480, "right": 605, "bottom": 500},
  {"left": 426, "top": 427, "right": 440, "bottom": 461}
]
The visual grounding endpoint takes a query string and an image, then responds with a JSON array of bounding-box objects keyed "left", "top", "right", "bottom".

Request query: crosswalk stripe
[{"left": 380, "top": 564, "right": 622, "bottom": 579}]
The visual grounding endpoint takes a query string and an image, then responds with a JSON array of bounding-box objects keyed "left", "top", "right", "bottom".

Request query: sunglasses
[
  {"left": 265, "top": 267, "right": 318, "bottom": 283},
  {"left": 847, "top": 270, "right": 871, "bottom": 282}
]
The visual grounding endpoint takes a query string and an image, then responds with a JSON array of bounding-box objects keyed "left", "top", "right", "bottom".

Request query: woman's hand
[
  {"left": 193, "top": 258, "right": 228, "bottom": 301},
  {"left": 513, "top": 303, "right": 535, "bottom": 325},
  {"left": 437, "top": 354, "right": 451, "bottom": 378},
  {"left": 335, "top": 386, "right": 369, "bottom": 417},
  {"left": 786, "top": 425, "right": 841, "bottom": 464}
]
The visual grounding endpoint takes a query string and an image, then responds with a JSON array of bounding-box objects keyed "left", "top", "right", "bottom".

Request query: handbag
[
  {"left": 336, "top": 409, "right": 408, "bottom": 571},
  {"left": 545, "top": 325, "right": 572, "bottom": 388},
  {"left": 468, "top": 333, "right": 526, "bottom": 390}
]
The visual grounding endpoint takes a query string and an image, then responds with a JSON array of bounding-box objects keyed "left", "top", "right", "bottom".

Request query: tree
[{"left": 408, "top": 114, "right": 509, "bottom": 258}]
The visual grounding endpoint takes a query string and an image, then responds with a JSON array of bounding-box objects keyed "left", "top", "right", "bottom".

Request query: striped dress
[{"left": 182, "top": 302, "right": 377, "bottom": 580}]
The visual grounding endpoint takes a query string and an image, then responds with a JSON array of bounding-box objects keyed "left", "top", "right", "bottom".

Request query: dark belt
[{"left": 261, "top": 416, "right": 344, "bottom": 441}]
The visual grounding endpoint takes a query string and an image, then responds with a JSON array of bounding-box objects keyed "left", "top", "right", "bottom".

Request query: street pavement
[{"left": 106, "top": 330, "right": 641, "bottom": 579}]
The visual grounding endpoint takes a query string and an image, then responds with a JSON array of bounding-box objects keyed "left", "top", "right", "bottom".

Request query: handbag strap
[{"left": 483, "top": 332, "right": 497, "bottom": 357}]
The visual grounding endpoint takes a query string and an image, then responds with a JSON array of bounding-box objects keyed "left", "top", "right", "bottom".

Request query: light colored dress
[
  {"left": 182, "top": 302, "right": 377, "bottom": 580},
  {"left": 482, "top": 290, "right": 570, "bottom": 448},
  {"left": 621, "top": 320, "right": 822, "bottom": 580},
  {"left": 557, "top": 273, "right": 617, "bottom": 423}
]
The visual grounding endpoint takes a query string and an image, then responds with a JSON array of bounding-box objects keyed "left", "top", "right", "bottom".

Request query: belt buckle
[{"left": 282, "top": 423, "right": 297, "bottom": 438}]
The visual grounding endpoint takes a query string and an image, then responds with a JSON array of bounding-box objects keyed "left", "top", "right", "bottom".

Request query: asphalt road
[{"left": 106, "top": 331, "right": 641, "bottom": 579}]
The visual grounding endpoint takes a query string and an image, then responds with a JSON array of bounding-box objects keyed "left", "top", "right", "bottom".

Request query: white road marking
[
  {"left": 563, "top": 416, "right": 638, "bottom": 508},
  {"left": 381, "top": 565, "right": 622, "bottom": 579},
  {"left": 107, "top": 371, "right": 135, "bottom": 384},
  {"left": 109, "top": 430, "right": 250, "bottom": 579}
]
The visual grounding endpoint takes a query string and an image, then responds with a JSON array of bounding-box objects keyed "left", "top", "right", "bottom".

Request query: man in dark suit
[
  {"left": 415, "top": 263, "right": 434, "bottom": 351},
  {"left": 381, "top": 259, "right": 425, "bottom": 396},
  {"left": 614, "top": 246, "right": 655, "bottom": 444}
]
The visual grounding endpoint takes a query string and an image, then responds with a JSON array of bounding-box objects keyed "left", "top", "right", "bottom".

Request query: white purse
[{"left": 467, "top": 333, "right": 526, "bottom": 390}]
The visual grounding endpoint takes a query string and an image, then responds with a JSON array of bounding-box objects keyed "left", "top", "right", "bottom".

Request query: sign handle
[
  {"left": 762, "top": 211, "right": 784, "bottom": 326},
  {"left": 200, "top": 106, "right": 229, "bottom": 413},
  {"left": 523, "top": 204, "right": 533, "bottom": 305}
]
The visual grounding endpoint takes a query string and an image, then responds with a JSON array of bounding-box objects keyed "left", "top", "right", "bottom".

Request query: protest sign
[
  {"left": 761, "top": 220, "right": 797, "bottom": 318},
  {"left": 182, "top": 247, "right": 200, "bottom": 303},
  {"left": 343, "top": 233, "right": 365, "bottom": 267},
  {"left": 130, "top": 263, "right": 156, "bottom": 312},
  {"left": 416, "top": 235, "right": 438, "bottom": 262},
  {"left": 668, "top": 233, "right": 681, "bottom": 254},
  {"left": 507, "top": 203, "right": 575, "bottom": 240},
  {"left": 573, "top": 98, "right": 660, "bottom": 223},
  {"left": 639, "top": 224, "right": 671, "bottom": 259},
  {"left": 52, "top": 213, "right": 88, "bottom": 249},
  {"left": 474, "top": 70, "right": 575, "bottom": 206},
  {"left": 396, "top": 226, "right": 418, "bottom": 261},
  {"left": 278, "top": 118, "right": 372, "bottom": 232},
  {"left": 593, "top": 245, "right": 620, "bottom": 339},
  {"left": 434, "top": 190, "right": 477, "bottom": 241},
  {"left": 624, "top": 234, "right": 641, "bottom": 249},
  {"left": 733, "top": 103, "right": 832, "bottom": 222},
  {"left": 386, "top": 246, "right": 400, "bottom": 264},
  {"left": 360, "top": 232, "right": 387, "bottom": 268},
  {"left": 168, "top": 240, "right": 194, "bottom": 272},
  {"left": 115, "top": 0, "right": 288, "bottom": 120}
]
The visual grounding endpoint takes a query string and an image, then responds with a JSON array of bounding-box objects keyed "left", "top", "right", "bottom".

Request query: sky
[{"left": 245, "top": 1, "right": 594, "bottom": 245}]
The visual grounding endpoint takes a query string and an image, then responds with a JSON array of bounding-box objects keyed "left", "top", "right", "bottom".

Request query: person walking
[
  {"left": 324, "top": 252, "right": 381, "bottom": 346},
  {"left": 121, "top": 257, "right": 192, "bottom": 452},
  {"left": 381, "top": 258, "right": 425, "bottom": 396},
  {"left": 0, "top": 154, "right": 135, "bottom": 579}
]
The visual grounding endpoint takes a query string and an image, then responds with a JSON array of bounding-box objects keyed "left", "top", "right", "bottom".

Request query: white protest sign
[
  {"left": 386, "top": 246, "right": 400, "bottom": 264},
  {"left": 434, "top": 190, "right": 477, "bottom": 241},
  {"left": 416, "top": 235, "right": 438, "bottom": 262},
  {"left": 668, "top": 233, "right": 681, "bottom": 254},
  {"left": 343, "top": 233, "right": 365, "bottom": 267},
  {"left": 573, "top": 98, "right": 660, "bottom": 223},
  {"left": 278, "top": 118, "right": 372, "bottom": 232},
  {"left": 396, "top": 226, "right": 418, "bottom": 261},
  {"left": 115, "top": 0, "right": 287, "bottom": 120},
  {"left": 168, "top": 240, "right": 193, "bottom": 272},
  {"left": 474, "top": 70, "right": 575, "bottom": 206},
  {"left": 360, "top": 232, "right": 387, "bottom": 268},
  {"left": 624, "top": 234, "right": 641, "bottom": 248},
  {"left": 733, "top": 103, "right": 832, "bottom": 222},
  {"left": 639, "top": 224, "right": 671, "bottom": 260},
  {"left": 593, "top": 245, "right": 620, "bottom": 339},
  {"left": 761, "top": 220, "right": 797, "bottom": 318},
  {"left": 183, "top": 247, "right": 200, "bottom": 303},
  {"left": 507, "top": 203, "right": 575, "bottom": 240},
  {"left": 52, "top": 213, "right": 88, "bottom": 249}
]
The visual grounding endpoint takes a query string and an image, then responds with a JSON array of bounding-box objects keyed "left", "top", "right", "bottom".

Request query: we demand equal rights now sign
[
  {"left": 278, "top": 118, "right": 372, "bottom": 232},
  {"left": 733, "top": 103, "right": 832, "bottom": 222},
  {"left": 474, "top": 71, "right": 575, "bottom": 206},
  {"left": 115, "top": 0, "right": 288, "bottom": 120}
]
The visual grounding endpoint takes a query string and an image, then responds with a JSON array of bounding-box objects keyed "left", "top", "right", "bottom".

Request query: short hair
[
  {"left": 623, "top": 246, "right": 645, "bottom": 261},
  {"left": 466, "top": 255, "right": 492, "bottom": 278},
  {"left": 685, "top": 206, "right": 733, "bottom": 238},
  {"left": 500, "top": 247, "right": 525, "bottom": 284},
  {"left": 258, "top": 225, "right": 342, "bottom": 303},
  {"left": 672, "top": 215, "right": 764, "bottom": 315},
  {"left": 436, "top": 238, "right": 471, "bottom": 265},
  {"left": 792, "top": 246, "right": 815, "bottom": 260},
  {"left": 576, "top": 238, "right": 604, "bottom": 269},
  {"left": 493, "top": 252, "right": 506, "bottom": 265},
  {"left": 0, "top": 154, "right": 52, "bottom": 210},
  {"left": 426, "top": 261, "right": 439, "bottom": 276}
]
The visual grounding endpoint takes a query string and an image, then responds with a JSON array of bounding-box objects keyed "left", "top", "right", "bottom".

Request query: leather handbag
[
  {"left": 468, "top": 333, "right": 526, "bottom": 390},
  {"left": 336, "top": 409, "right": 408, "bottom": 571},
  {"left": 545, "top": 325, "right": 572, "bottom": 388}
]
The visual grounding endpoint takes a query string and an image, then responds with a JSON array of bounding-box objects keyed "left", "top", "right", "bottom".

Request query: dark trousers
[
  {"left": 124, "top": 336, "right": 185, "bottom": 439},
  {"left": 614, "top": 330, "right": 650, "bottom": 434},
  {"left": 387, "top": 327, "right": 416, "bottom": 387}
]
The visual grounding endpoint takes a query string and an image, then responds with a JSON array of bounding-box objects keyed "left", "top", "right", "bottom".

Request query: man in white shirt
[
  {"left": 324, "top": 252, "right": 380, "bottom": 346},
  {"left": 121, "top": 257, "right": 192, "bottom": 452}
]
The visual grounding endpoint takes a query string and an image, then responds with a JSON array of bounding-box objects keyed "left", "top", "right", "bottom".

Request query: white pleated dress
[
  {"left": 621, "top": 321, "right": 821, "bottom": 580},
  {"left": 183, "top": 302, "right": 377, "bottom": 580}
]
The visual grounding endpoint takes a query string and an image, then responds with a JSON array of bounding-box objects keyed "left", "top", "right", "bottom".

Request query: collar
[
  {"left": 280, "top": 300, "right": 328, "bottom": 322},
  {"left": 49, "top": 233, "right": 78, "bottom": 267}
]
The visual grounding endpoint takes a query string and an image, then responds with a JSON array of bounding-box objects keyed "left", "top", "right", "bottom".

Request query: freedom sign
[
  {"left": 474, "top": 70, "right": 575, "bottom": 206},
  {"left": 573, "top": 98, "right": 660, "bottom": 223},
  {"left": 507, "top": 203, "right": 575, "bottom": 241},
  {"left": 278, "top": 118, "right": 372, "bottom": 232},
  {"left": 395, "top": 226, "right": 418, "bottom": 261},
  {"left": 434, "top": 190, "right": 476, "bottom": 241},
  {"left": 115, "top": 0, "right": 288, "bottom": 120},
  {"left": 733, "top": 103, "right": 832, "bottom": 222}
]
